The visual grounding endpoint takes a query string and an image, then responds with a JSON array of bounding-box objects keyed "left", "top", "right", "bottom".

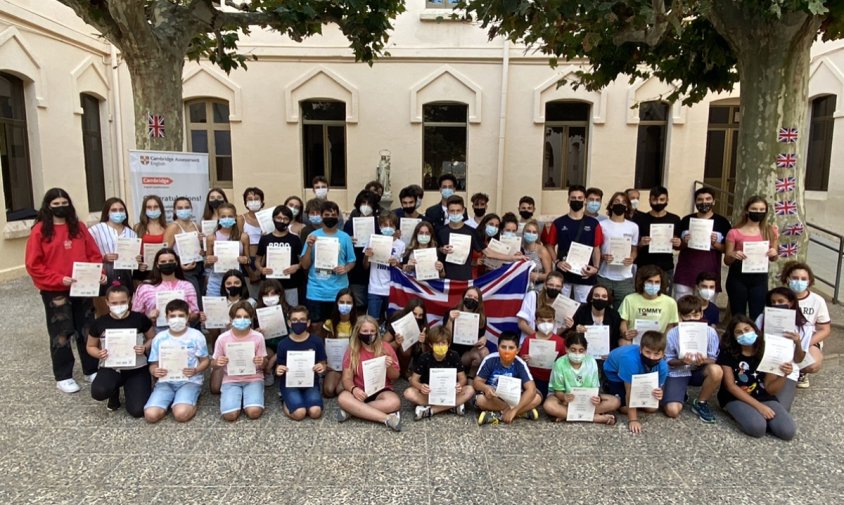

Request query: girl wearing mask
[
  {"left": 255, "top": 279, "right": 289, "bottom": 387},
  {"left": 163, "top": 197, "right": 204, "bottom": 303},
  {"left": 322, "top": 289, "right": 357, "bottom": 397},
  {"left": 240, "top": 187, "right": 266, "bottom": 298},
  {"left": 597, "top": 192, "right": 639, "bottom": 310},
  {"left": 134, "top": 195, "right": 167, "bottom": 281},
  {"left": 619, "top": 265, "right": 679, "bottom": 344},
  {"left": 518, "top": 305, "right": 566, "bottom": 397},
  {"left": 205, "top": 203, "right": 250, "bottom": 300},
  {"left": 201, "top": 187, "right": 229, "bottom": 222},
  {"left": 779, "top": 261, "right": 829, "bottom": 388},
  {"left": 256, "top": 205, "right": 303, "bottom": 306},
  {"left": 383, "top": 298, "right": 429, "bottom": 376},
  {"left": 344, "top": 190, "right": 381, "bottom": 312},
  {"left": 132, "top": 248, "right": 200, "bottom": 330},
  {"left": 402, "top": 221, "right": 444, "bottom": 279},
  {"left": 522, "top": 219, "right": 552, "bottom": 290},
  {"left": 208, "top": 269, "right": 255, "bottom": 393},
  {"left": 518, "top": 271, "right": 566, "bottom": 340},
  {"left": 724, "top": 196, "right": 779, "bottom": 319},
  {"left": 445, "top": 287, "right": 489, "bottom": 378},
  {"left": 284, "top": 196, "right": 306, "bottom": 236},
  {"left": 89, "top": 197, "right": 141, "bottom": 316},
  {"left": 573, "top": 285, "right": 623, "bottom": 353},
  {"left": 474, "top": 213, "right": 501, "bottom": 277},
  {"left": 299, "top": 198, "right": 324, "bottom": 241}
]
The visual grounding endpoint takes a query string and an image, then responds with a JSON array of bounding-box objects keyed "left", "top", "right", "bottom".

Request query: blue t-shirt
[
  {"left": 301, "top": 228, "right": 357, "bottom": 301},
  {"left": 275, "top": 333, "right": 327, "bottom": 391},
  {"left": 148, "top": 328, "right": 209, "bottom": 386},
  {"left": 477, "top": 353, "right": 534, "bottom": 389},
  {"left": 602, "top": 344, "right": 667, "bottom": 386}
]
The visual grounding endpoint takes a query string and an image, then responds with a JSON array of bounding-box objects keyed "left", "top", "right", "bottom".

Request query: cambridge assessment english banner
[{"left": 128, "top": 150, "right": 209, "bottom": 222}]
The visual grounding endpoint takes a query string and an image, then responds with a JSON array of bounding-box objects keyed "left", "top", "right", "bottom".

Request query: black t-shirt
[
  {"left": 89, "top": 311, "right": 152, "bottom": 339},
  {"left": 548, "top": 214, "right": 601, "bottom": 286},
  {"left": 634, "top": 212, "right": 681, "bottom": 271},
  {"left": 716, "top": 351, "right": 777, "bottom": 407},
  {"left": 572, "top": 304, "right": 623, "bottom": 350},
  {"left": 343, "top": 217, "right": 380, "bottom": 286},
  {"left": 413, "top": 350, "right": 464, "bottom": 384},
  {"left": 436, "top": 224, "right": 484, "bottom": 281},
  {"left": 256, "top": 232, "right": 303, "bottom": 290}
]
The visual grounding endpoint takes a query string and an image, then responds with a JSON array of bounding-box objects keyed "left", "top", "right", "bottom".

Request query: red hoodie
[{"left": 25, "top": 221, "right": 103, "bottom": 292}]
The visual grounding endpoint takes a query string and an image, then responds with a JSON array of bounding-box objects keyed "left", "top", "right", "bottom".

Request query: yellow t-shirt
[{"left": 323, "top": 319, "right": 353, "bottom": 339}]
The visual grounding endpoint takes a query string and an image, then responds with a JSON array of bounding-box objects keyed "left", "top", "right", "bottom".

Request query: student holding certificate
[
  {"left": 401, "top": 221, "right": 444, "bottom": 280},
  {"left": 543, "top": 331, "right": 620, "bottom": 424},
  {"left": 404, "top": 325, "right": 474, "bottom": 420},
  {"left": 132, "top": 249, "right": 200, "bottom": 330},
  {"left": 444, "top": 287, "right": 489, "bottom": 378},
  {"left": 254, "top": 280, "right": 290, "bottom": 387},
  {"left": 517, "top": 271, "right": 566, "bottom": 341},
  {"left": 472, "top": 213, "right": 501, "bottom": 277},
  {"left": 382, "top": 298, "right": 429, "bottom": 375},
  {"left": 206, "top": 270, "right": 256, "bottom": 392},
  {"left": 321, "top": 289, "right": 357, "bottom": 397},
  {"left": 343, "top": 190, "right": 381, "bottom": 315},
  {"left": 619, "top": 265, "right": 680, "bottom": 345},
  {"left": 256, "top": 205, "right": 303, "bottom": 306},
  {"left": 204, "top": 203, "right": 249, "bottom": 300},
  {"left": 163, "top": 197, "right": 205, "bottom": 307},
  {"left": 26, "top": 188, "right": 105, "bottom": 394},
  {"left": 518, "top": 305, "right": 566, "bottom": 397},
  {"left": 363, "top": 212, "right": 406, "bottom": 320},
  {"left": 597, "top": 192, "right": 639, "bottom": 309},
  {"left": 275, "top": 306, "right": 327, "bottom": 421},
  {"left": 133, "top": 195, "right": 168, "bottom": 282},
  {"left": 521, "top": 220, "right": 553, "bottom": 290},
  {"left": 85, "top": 285, "right": 154, "bottom": 417},
  {"left": 724, "top": 196, "right": 779, "bottom": 319},
  {"left": 336, "top": 317, "right": 402, "bottom": 432},
  {"left": 474, "top": 332, "right": 542, "bottom": 425},
  {"left": 144, "top": 299, "right": 210, "bottom": 423},
  {"left": 717, "top": 316, "right": 796, "bottom": 440},
  {"left": 573, "top": 285, "right": 623, "bottom": 352},
  {"left": 88, "top": 197, "right": 142, "bottom": 317},
  {"left": 673, "top": 187, "right": 731, "bottom": 300}
]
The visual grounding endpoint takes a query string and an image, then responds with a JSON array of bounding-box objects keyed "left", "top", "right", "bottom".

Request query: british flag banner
[
  {"left": 777, "top": 127, "right": 798, "bottom": 143},
  {"left": 147, "top": 113, "right": 165, "bottom": 138},
  {"left": 775, "top": 176, "right": 796, "bottom": 193},
  {"left": 782, "top": 222, "right": 805, "bottom": 237},
  {"left": 776, "top": 153, "right": 797, "bottom": 169},
  {"left": 389, "top": 260, "right": 533, "bottom": 349},
  {"left": 774, "top": 200, "right": 798, "bottom": 216},
  {"left": 778, "top": 242, "right": 798, "bottom": 258}
]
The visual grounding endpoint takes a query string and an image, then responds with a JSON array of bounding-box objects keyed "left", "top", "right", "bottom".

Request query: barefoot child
[
  {"left": 474, "top": 331, "right": 543, "bottom": 425},
  {"left": 275, "top": 305, "right": 327, "bottom": 420}
]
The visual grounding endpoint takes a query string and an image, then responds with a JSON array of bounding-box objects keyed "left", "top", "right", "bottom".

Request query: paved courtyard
[{"left": 0, "top": 276, "right": 842, "bottom": 504}]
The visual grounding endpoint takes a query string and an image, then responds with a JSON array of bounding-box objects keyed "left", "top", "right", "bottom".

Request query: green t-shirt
[
  {"left": 548, "top": 355, "right": 600, "bottom": 393},
  {"left": 619, "top": 293, "right": 679, "bottom": 333}
]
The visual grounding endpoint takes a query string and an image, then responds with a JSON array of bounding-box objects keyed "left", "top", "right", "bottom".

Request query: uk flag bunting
[
  {"left": 778, "top": 242, "right": 798, "bottom": 258},
  {"left": 774, "top": 200, "right": 798, "bottom": 216},
  {"left": 777, "top": 128, "right": 798, "bottom": 143},
  {"left": 783, "top": 222, "right": 805, "bottom": 237},
  {"left": 775, "top": 177, "right": 796, "bottom": 193},
  {"left": 776, "top": 153, "right": 797, "bottom": 169},
  {"left": 147, "top": 113, "right": 165, "bottom": 138}
]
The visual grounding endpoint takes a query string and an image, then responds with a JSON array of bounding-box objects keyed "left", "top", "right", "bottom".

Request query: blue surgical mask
[
  {"left": 789, "top": 279, "right": 809, "bottom": 293},
  {"left": 737, "top": 331, "right": 758, "bottom": 346},
  {"left": 338, "top": 302, "right": 353, "bottom": 315},
  {"left": 309, "top": 215, "right": 323, "bottom": 226},
  {"left": 380, "top": 227, "right": 395, "bottom": 236},
  {"left": 109, "top": 212, "right": 126, "bottom": 224},
  {"left": 417, "top": 234, "right": 431, "bottom": 245},
  {"left": 449, "top": 213, "right": 463, "bottom": 223},
  {"left": 485, "top": 225, "right": 499, "bottom": 237},
  {"left": 219, "top": 217, "right": 236, "bottom": 228},
  {"left": 501, "top": 231, "right": 516, "bottom": 239},
  {"left": 145, "top": 209, "right": 161, "bottom": 220},
  {"left": 586, "top": 201, "right": 602, "bottom": 214},
  {"left": 644, "top": 283, "right": 661, "bottom": 296},
  {"left": 231, "top": 318, "right": 252, "bottom": 331},
  {"left": 441, "top": 188, "right": 455, "bottom": 199},
  {"left": 523, "top": 232, "right": 538, "bottom": 243},
  {"left": 176, "top": 209, "right": 192, "bottom": 221}
]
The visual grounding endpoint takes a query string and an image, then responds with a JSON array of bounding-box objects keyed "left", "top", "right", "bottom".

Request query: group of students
[{"left": 23, "top": 177, "right": 831, "bottom": 438}]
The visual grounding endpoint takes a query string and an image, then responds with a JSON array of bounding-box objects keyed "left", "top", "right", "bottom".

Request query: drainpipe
[
  {"left": 494, "top": 40, "right": 510, "bottom": 214},
  {"left": 110, "top": 44, "right": 127, "bottom": 200}
]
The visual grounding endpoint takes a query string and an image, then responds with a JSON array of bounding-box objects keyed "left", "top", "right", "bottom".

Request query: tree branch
[
  {"left": 611, "top": 0, "right": 685, "bottom": 47},
  {"left": 54, "top": 0, "right": 126, "bottom": 45}
]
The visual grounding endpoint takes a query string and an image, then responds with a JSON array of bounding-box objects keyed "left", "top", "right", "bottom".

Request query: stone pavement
[{"left": 1, "top": 277, "right": 842, "bottom": 505}]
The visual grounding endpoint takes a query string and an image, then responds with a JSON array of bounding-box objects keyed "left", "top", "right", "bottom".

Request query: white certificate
[
  {"left": 352, "top": 217, "right": 375, "bottom": 245},
  {"left": 453, "top": 311, "right": 480, "bottom": 346},
  {"left": 629, "top": 372, "right": 659, "bottom": 409},
  {"left": 400, "top": 218, "right": 421, "bottom": 245},
  {"left": 608, "top": 236, "right": 632, "bottom": 266},
  {"left": 391, "top": 311, "right": 421, "bottom": 351},
  {"left": 648, "top": 224, "right": 674, "bottom": 254},
  {"left": 688, "top": 218, "right": 714, "bottom": 251},
  {"left": 325, "top": 338, "right": 349, "bottom": 372},
  {"left": 155, "top": 290, "right": 185, "bottom": 327},
  {"left": 104, "top": 329, "right": 137, "bottom": 368},
  {"left": 255, "top": 208, "right": 276, "bottom": 235},
  {"left": 495, "top": 375, "right": 522, "bottom": 407},
  {"left": 285, "top": 350, "right": 316, "bottom": 388},
  {"left": 528, "top": 339, "right": 558, "bottom": 369},
  {"left": 428, "top": 368, "right": 457, "bottom": 406},
  {"left": 633, "top": 319, "right": 661, "bottom": 345},
  {"left": 115, "top": 237, "right": 142, "bottom": 270},
  {"left": 501, "top": 235, "right": 522, "bottom": 255},
  {"left": 314, "top": 237, "right": 340, "bottom": 270},
  {"left": 265, "top": 244, "right": 292, "bottom": 279},
  {"left": 202, "top": 296, "right": 230, "bottom": 329},
  {"left": 413, "top": 248, "right": 439, "bottom": 281},
  {"left": 69, "top": 262, "right": 102, "bottom": 297},
  {"left": 174, "top": 231, "right": 201, "bottom": 263},
  {"left": 362, "top": 355, "right": 387, "bottom": 397},
  {"left": 584, "top": 325, "right": 611, "bottom": 358},
  {"left": 565, "top": 242, "right": 594, "bottom": 274},
  {"left": 763, "top": 307, "right": 797, "bottom": 337},
  {"left": 678, "top": 322, "right": 709, "bottom": 359},
  {"left": 552, "top": 294, "right": 581, "bottom": 324},
  {"left": 567, "top": 387, "right": 599, "bottom": 422},
  {"left": 213, "top": 240, "right": 240, "bottom": 273},
  {"left": 158, "top": 343, "right": 188, "bottom": 382},
  {"left": 482, "top": 238, "right": 510, "bottom": 270},
  {"left": 742, "top": 241, "right": 769, "bottom": 273},
  {"left": 368, "top": 234, "right": 394, "bottom": 265},
  {"left": 143, "top": 243, "right": 166, "bottom": 268},
  {"left": 226, "top": 341, "right": 256, "bottom": 376},
  {"left": 201, "top": 220, "right": 217, "bottom": 251},
  {"left": 758, "top": 335, "right": 795, "bottom": 377},
  {"left": 445, "top": 233, "right": 472, "bottom": 265},
  {"left": 256, "top": 305, "right": 288, "bottom": 339}
]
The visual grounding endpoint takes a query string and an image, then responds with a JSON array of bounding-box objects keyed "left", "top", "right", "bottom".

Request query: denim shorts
[
  {"left": 660, "top": 368, "right": 706, "bottom": 406},
  {"left": 281, "top": 384, "right": 324, "bottom": 412},
  {"left": 144, "top": 381, "right": 202, "bottom": 410},
  {"left": 220, "top": 380, "right": 265, "bottom": 414}
]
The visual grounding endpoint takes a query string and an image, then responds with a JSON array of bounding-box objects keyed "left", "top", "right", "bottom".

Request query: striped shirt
[
  {"left": 132, "top": 279, "right": 199, "bottom": 316},
  {"left": 89, "top": 222, "right": 137, "bottom": 255}
]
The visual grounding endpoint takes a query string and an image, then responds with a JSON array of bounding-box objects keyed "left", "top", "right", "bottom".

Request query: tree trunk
[{"left": 123, "top": 50, "right": 187, "bottom": 152}]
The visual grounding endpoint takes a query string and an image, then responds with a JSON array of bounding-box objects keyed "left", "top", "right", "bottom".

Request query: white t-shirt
[
  {"left": 366, "top": 238, "right": 406, "bottom": 296},
  {"left": 798, "top": 291, "right": 831, "bottom": 327},
  {"left": 516, "top": 290, "right": 538, "bottom": 342},
  {"left": 597, "top": 219, "right": 639, "bottom": 280},
  {"left": 465, "top": 217, "right": 481, "bottom": 229}
]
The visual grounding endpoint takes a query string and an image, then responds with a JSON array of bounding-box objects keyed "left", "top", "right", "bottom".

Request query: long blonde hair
[
  {"left": 349, "top": 315, "right": 384, "bottom": 372},
  {"left": 734, "top": 196, "right": 775, "bottom": 242}
]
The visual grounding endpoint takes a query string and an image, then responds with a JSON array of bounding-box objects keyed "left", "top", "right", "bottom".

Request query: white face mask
[
  {"left": 167, "top": 317, "right": 187, "bottom": 332},
  {"left": 359, "top": 204, "right": 373, "bottom": 217},
  {"left": 246, "top": 200, "right": 262, "bottom": 212},
  {"left": 698, "top": 288, "right": 715, "bottom": 301},
  {"left": 109, "top": 304, "right": 129, "bottom": 317},
  {"left": 537, "top": 322, "right": 555, "bottom": 335},
  {"left": 262, "top": 295, "right": 280, "bottom": 307},
  {"left": 287, "top": 206, "right": 300, "bottom": 217},
  {"left": 629, "top": 199, "right": 640, "bottom": 210},
  {"left": 315, "top": 188, "right": 328, "bottom": 199}
]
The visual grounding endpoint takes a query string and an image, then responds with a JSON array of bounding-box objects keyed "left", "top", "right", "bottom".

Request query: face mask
[
  {"left": 417, "top": 234, "right": 431, "bottom": 245},
  {"left": 501, "top": 231, "right": 516, "bottom": 239},
  {"left": 109, "top": 212, "right": 126, "bottom": 224},
  {"left": 611, "top": 203, "right": 627, "bottom": 216},
  {"left": 146, "top": 209, "right": 162, "bottom": 220},
  {"left": 167, "top": 317, "right": 187, "bottom": 332},
  {"left": 463, "top": 298, "right": 479, "bottom": 311},
  {"left": 315, "top": 188, "right": 328, "bottom": 199},
  {"left": 287, "top": 206, "right": 300, "bottom": 217},
  {"left": 485, "top": 225, "right": 499, "bottom": 237},
  {"left": 415, "top": 199, "right": 423, "bottom": 210},
  {"left": 641, "top": 354, "right": 661, "bottom": 368},
  {"left": 523, "top": 232, "right": 538, "bottom": 244},
  {"left": 698, "top": 288, "right": 715, "bottom": 301},
  {"left": 498, "top": 348, "right": 517, "bottom": 363},
  {"left": 246, "top": 201, "right": 262, "bottom": 212},
  {"left": 747, "top": 211, "right": 766, "bottom": 223},
  {"left": 591, "top": 299, "right": 609, "bottom": 311},
  {"left": 291, "top": 321, "right": 309, "bottom": 335},
  {"left": 262, "top": 295, "right": 280, "bottom": 307},
  {"left": 568, "top": 352, "right": 586, "bottom": 364},
  {"left": 651, "top": 203, "right": 667, "bottom": 213},
  {"left": 585, "top": 201, "right": 601, "bottom": 214},
  {"left": 644, "top": 283, "right": 661, "bottom": 296},
  {"left": 359, "top": 332, "right": 376, "bottom": 346},
  {"left": 696, "top": 203, "right": 713, "bottom": 213},
  {"left": 359, "top": 205, "right": 373, "bottom": 217},
  {"left": 51, "top": 205, "right": 70, "bottom": 218},
  {"left": 158, "top": 263, "right": 178, "bottom": 275},
  {"left": 545, "top": 288, "right": 560, "bottom": 300},
  {"left": 323, "top": 217, "right": 338, "bottom": 228},
  {"left": 338, "top": 302, "right": 353, "bottom": 315},
  {"left": 789, "top": 279, "right": 809, "bottom": 293},
  {"left": 569, "top": 200, "right": 584, "bottom": 212},
  {"left": 432, "top": 343, "right": 449, "bottom": 359},
  {"left": 629, "top": 199, "right": 640, "bottom": 210},
  {"left": 109, "top": 304, "right": 129, "bottom": 317},
  {"left": 537, "top": 322, "right": 555, "bottom": 335},
  {"left": 209, "top": 200, "right": 224, "bottom": 210},
  {"left": 176, "top": 209, "right": 193, "bottom": 221},
  {"left": 232, "top": 318, "right": 252, "bottom": 331},
  {"left": 309, "top": 215, "right": 323, "bottom": 226},
  {"left": 441, "top": 188, "right": 454, "bottom": 199},
  {"left": 225, "top": 286, "right": 242, "bottom": 298},
  {"left": 274, "top": 221, "right": 289, "bottom": 232},
  {"left": 519, "top": 210, "right": 533, "bottom": 220},
  {"left": 473, "top": 207, "right": 487, "bottom": 217},
  {"left": 448, "top": 213, "right": 463, "bottom": 223},
  {"left": 219, "top": 217, "right": 236, "bottom": 228},
  {"left": 380, "top": 227, "right": 395, "bottom": 236},
  {"left": 737, "top": 331, "right": 758, "bottom": 346}
]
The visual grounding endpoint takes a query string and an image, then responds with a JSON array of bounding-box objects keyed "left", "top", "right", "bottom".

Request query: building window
[
  {"left": 634, "top": 101, "right": 669, "bottom": 189},
  {"left": 0, "top": 72, "right": 34, "bottom": 220},
  {"left": 806, "top": 95, "right": 836, "bottom": 192},
  {"left": 426, "top": 0, "right": 460, "bottom": 7},
  {"left": 81, "top": 93, "right": 106, "bottom": 212},
  {"left": 186, "top": 99, "right": 232, "bottom": 188},
  {"left": 422, "top": 102, "right": 467, "bottom": 191},
  {"left": 542, "top": 101, "right": 590, "bottom": 189},
  {"left": 301, "top": 100, "right": 347, "bottom": 188}
]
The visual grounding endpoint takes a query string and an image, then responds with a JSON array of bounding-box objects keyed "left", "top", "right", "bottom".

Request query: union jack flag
[
  {"left": 783, "top": 222, "right": 805, "bottom": 237},
  {"left": 775, "top": 176, "right": 796, "bottom": 193},
  {"left": 147, "top": 113, "right": 165, "bottom": 138},
  {"left": 774, "top": 200, "right": 797, "bottom": 216},
  {"left": 776, "top": 153, "right": 797, "bottom": 169},
  {"left": 777, "top": 127, "right": 798, "bottom": 143},
  {"left": 778, "top": 242, "right": 798, "bottom": 258},
  {"left": 389, "top": 260, "right": 533, "bottom": 349}
]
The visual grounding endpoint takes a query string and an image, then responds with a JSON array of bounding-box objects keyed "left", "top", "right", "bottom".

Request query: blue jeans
[
  {"left": 145, "top": 381, "right": 202, "bottom": 410},
  {"left": 220, "top": 380, "right": 265, "bottom": 414},
  {"left": 281, "top": 385, "right": 324, "bottom": 412},
  {"left": 367, "top": 293, "right": 389, "bottom": 320}
]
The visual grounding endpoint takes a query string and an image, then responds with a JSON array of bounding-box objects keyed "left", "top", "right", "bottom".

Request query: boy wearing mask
[{"left": 474, "top": 332, "right": 543, "bottom": 425}]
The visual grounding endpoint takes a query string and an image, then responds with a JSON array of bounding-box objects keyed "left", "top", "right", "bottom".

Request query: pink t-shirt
[
  {"left": 726, "top": 227, "right": 779, "bottom": 252},
  {"left": 342, "top": 344, "right": 400, "bottom": 393},
  {"left": 213, "top": 329, "right": 267, "bottom": 384},
  {"left": 132, "top": 280, "right": 199, "bottom": 316}
]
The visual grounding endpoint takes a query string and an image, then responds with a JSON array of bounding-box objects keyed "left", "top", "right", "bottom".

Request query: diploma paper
[
  {"left": 763, "top": 307, "right": 797, "bottom": 337},
  {"left": 567, "top": 387, "right": 599, "bottom": 422},
  {"left": 742, "top": 241, "right": 769, "bottom": 274},
  {"left": 482, "top": 238, "right": 510, "bottom": 270},
  {"left": 565, "top": 242, "right": 594, "bottom": 275},
  {"left": 453, "top": 311, "right": 480, "bottom": 346},
  {"left": 678, "top": 322, "right": 709, "bottom": 359},
  {"left": 226, "top": 341, "right": 256, "bottom": 377},
  {"left": 501, "top": 235, "right": 522, "bottom": 255},
  {"left": 352, "top": 217, "right": 375, "bottom": 245},
  {"left": 648, "top": 224, "right": 674, "bottom": 254},
  {"left": 400, "top": 218, "right": 421, "bottom": 245},
  {"left": 325, "top": 338, "right": 349, "bottom": 372},
  {"left": 115, "top": 237, "right": 142, "bottom": 270},
  {"left": 202, "top": 296, "right": 230, "bottom": 329},
  {"left": 495, "top": 375, "right": 522, "bottom": 407},
  {"left": 528, "top": 339, "right": 558, "bottom": 369},
  {"left": 201, "top": 220, "right": 217, "bottom": 251},
  {"left": 629, "top": 372, "right": 659, "bottom": 409},
  {"left": 314, "top": 237, "right": 340, "bottom": 271},
  {"left": 255, "top": 208, "right": 276, "bottom": 235},
  {"left": 391, "top": 311, "right": 421, "bottom": 351},
  {"left": 445, "top": 233, "right": 471, "bottom": 265},
  {"left": 552, "top": 294, "right": 581, "bottom": 325},
  {"left": 213, "top": 240, "right": 240, "bottom": 273},
  {"left": 362, "top": 355, "right": 387, "bottom": 397},
  {"left": 584, "top": 325, "right": 611, "bottom": 358},
  {"left": 158, "top": 344, "right": 188, "bottom": 382},
  {"left": 174, "top": 232, "right": 201, "bottom": 264},
  {"left": 256, "top": 305, "right": 288, "bottom": 339},
  {"left": 104, "top": 329, "right": 137, "bottom": 368},
  {"left": 69, "top": 262, "right": 102, "bottom": 297},
  {"left": 633, "top": 319, "right": 662, "bottom": 345},
  {"left": 155, "top": 290, "right": 185, "bottom": 327},
  {"left": 428, "top": 368, "right": 457, "bottom": 406},
  {"left": 143, "top": 243, "right": 166, "bottom": 269},
  {"left": 265, "top": 245, "right": 292, "bottom": 279},
  {"left": 285, "top": 350, "right": 316, "bottom": 388},
  {"left": 758, "top": 335, "right": 795, "bottom": 377},
  {"left": 608, "top": 236, "right": 632, "bottom": 266},
  {"left": 368, "top": 234, "right": 394, "bottom": 265},
  {"left": 688, "top": 218, "right": 714, "bottom": 251},
  {"left": 413, "top": 248, "right": 439, "bottom": 281}
]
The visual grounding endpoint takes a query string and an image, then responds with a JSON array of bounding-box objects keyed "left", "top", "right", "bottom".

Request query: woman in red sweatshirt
[{"left": 25, "top": 188, "right": 104, "bottom": 394}]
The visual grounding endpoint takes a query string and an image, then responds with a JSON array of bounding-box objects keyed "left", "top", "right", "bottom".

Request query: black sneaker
[{"left": 106, "top": 394, "right": 121, "bottom": 412}]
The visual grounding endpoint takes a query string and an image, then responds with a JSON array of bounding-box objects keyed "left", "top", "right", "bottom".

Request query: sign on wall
[{"left": 128, "top": 150, "right": 209, "bottom": 221}]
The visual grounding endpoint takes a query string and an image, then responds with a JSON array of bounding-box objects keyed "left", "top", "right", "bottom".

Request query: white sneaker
[
  {"left": 57, "top": 379, "right": 81, "bottom": 394},
  {"left": 414, "top": 405, "right": 432, "bottom": 421},
  {"left": 84, "top": 373, "right": 97, "bottom": 383}
]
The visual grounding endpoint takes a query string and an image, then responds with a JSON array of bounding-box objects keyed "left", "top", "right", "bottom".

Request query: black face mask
[
  {"left": 359, "top": 333, "right": 376, "bottom": 346},
  {"left": 747, "top": 211, "right": 766, "bottom": 223},
  {"left": 611, "top": 203, "right": 627, "bottom": 216},
  {"left": 403, "top": 206, "right": 416, "bottom": 214},
  {"left": 226, "top": 286, "right": 242, "bottom": 298},
  {"left": 651, "top": 203, "right": 667, "bottom": 213},
  {"left": 158, "top": 263, "right": 178, "bottom": 275},
  {"left": 641, "top": 355, "right": 661, "bottom": 368},
  {"left": 323, "top": 217, "right": 338, "bottom": 228},
  {"left": 209, "top": 200, "right": 224, "bottom": 210},
  {"left": 274, "top": 221, "right": 289, "bottom": 232},
  {"left": 473, "top": 207, "right": 487, "bottom": 217},
  {"left": 545, "top": 288, "right": 561, "bottom": 300},
  {"left": 51, "top": 205, "right": 70, "bottom": 218},
  {"left": 696, "top": 203, "right": 713, "bottom": 213},
  {"left": 416, "top": 317, "right": 427, "bottom": 331},
  {"left": 591, "top": 299, "right": 609, "bottom": 311},
  {"left": 519, "top": 210, "right": 534, "bottom": 220},
  {"left": 463, "top": 298, "right": 479, "bottom": 311},
  {"left": 569, "top": 200, "right": 584, "bottom": 212}
]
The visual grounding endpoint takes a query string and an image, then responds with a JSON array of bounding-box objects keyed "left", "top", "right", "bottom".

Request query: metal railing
[{"left": 693, "top": 180, "right": 844, "bottom": 303}]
